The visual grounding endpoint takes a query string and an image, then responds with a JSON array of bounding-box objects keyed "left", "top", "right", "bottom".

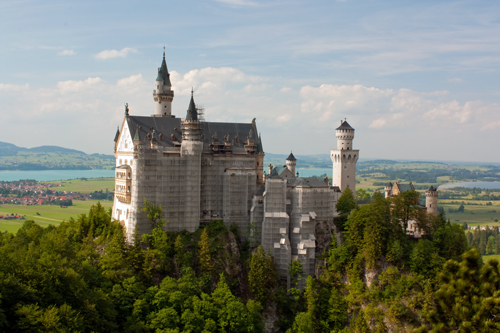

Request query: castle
[
  {"left": 112, "top": 52, "right": 361, "bottom": 280},
  {"left": 384, "top": 182, "right": 439, "bottom": 238}
]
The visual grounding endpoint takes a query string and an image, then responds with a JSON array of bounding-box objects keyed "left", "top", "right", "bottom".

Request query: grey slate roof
[
  {"left": 286, "top": 177, "right": 329, "bottom": 188},
  {"left": 286, "top": 152, "right": 296, "bottom": 161},
  {"left": 114, "top": 127, "right": 120, "bottom": 142},
  {"left": 125, "top": 116, "right": 262, "bottom": 154},
  {"left": 185, "top": 93, "right": 198, "bottom": 121},
  {"left": 269, "top": 166, "right": 288, "bottom": 178},
  {"left": 336, "top": 120, "right": 354, "bottom": 131},
  {"left": 395, "top": 182, "right": 414, "bottom": 193},
  {"left": 156, "top": 52, "right": 172, "bottom": 86},
  {"left": 428, "top": 185, "right": 437, "bottom": 191}
]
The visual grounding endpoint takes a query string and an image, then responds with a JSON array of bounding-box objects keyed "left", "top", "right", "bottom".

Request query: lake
[
  {"left": 0, "top": 168, "right": 332, "bottom": 182},
  {"left": 297, "top": 168, "right": 331, "bottom": 177},
  {"left": 0, "top": 170, "right": 115, "bottom": 182},
  {"left": 438, "top": 181, "right": 500, "bottom": 190}
]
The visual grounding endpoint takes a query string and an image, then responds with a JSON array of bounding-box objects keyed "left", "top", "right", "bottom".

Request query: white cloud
[
  {"left": 215, "top": 0, "right": 260, "bottom": 6},
  {"left": 280, "top": 87, "right": 292, "bottom": 93},
  {"left": 57, "top": 77, "right": 104, "bottom": 93},
  {"left": 95, "top": 47, "right": 137, "bottom": 60},
  {"left": 58, "top": 49, "right": 76, "bottom": 56},
  {"left": 171, "top": 67, "right": 264, "bottom": 96},
  {"left": 1, "top": 65, "right": 498, "bottom": 161},
  {"left": 0, "top": 83, "right": 29, "bottom": 91}
]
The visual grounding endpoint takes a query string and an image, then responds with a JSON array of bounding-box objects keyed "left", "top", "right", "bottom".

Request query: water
[
  {"left": 0, "top": 170, "right": 115, "bottom": 182},
  {"left": 296, "top": 168, "right": 331, "bottom": 178},
  {"left": 0, "top": 168, "right": 331, "bottom": 182},
  {"left": 438, "top": 181, "right": 500, "bottom": 190}
]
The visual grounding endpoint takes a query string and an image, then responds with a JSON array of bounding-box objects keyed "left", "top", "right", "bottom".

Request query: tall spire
[
  {"left": 156, "top": 49, "right": 171, "bottom": 86},
  {"left": 185, "top": 88, "right": 198, "bottom": 121}
]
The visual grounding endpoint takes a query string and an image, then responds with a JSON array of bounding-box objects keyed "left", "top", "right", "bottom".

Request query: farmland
[{"left": 0, "top": 199, "right": 113, "bottom": 233}]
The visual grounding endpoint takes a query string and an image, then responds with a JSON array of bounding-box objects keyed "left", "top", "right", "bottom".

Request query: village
[{"left": 0, "top": 180, "right": 92, "bottom": 210}]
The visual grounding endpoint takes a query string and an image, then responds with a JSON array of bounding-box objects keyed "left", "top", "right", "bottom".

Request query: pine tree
[
  {"left": 248, "top": 245, "right": 276, "bottom": 304},
  {"left": 363, "top": 192, "right": 389, "bottom": 269},
  {"left": 198, "top": 228, "right": 212, "bottom": 273},
  {"left": 335, "top": 187, "right": 358, "bottom": 232}
]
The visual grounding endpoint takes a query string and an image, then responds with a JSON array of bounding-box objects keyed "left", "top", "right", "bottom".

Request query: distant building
[{"left": 384, "top": 181, "right": 439, "bottom": 238}]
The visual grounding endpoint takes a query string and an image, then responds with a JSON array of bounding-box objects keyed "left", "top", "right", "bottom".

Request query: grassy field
[
  {"left": 47, "top": 178, "right": 115, "bottom": 193},
  {"left": 0, "top": 199, "right": 113, "bottom": 233},
  {"left": 482, "top": 254, "right": 500, "bottom": 263},
  {"left": 356, "top": 170, "right": 500, "bottom": 227}
]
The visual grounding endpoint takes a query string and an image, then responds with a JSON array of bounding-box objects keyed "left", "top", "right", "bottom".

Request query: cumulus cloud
[
  {"left": 58, "top": 49, "right": 76, "bottom": 56},
  {"left": 1, "top": 65, "right": 498, "bottom": 161},
  {"left": 170, "top": 67, "right": 264, "bottom": 96},
  {"left": 0, "top": 83, "right": 29, "bottom": 91},
  {"left": 95, "top": 47, "right": 137, "bottom": 60}
]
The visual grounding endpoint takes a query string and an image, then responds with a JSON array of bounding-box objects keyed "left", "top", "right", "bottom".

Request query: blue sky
[{"left": 1, "top": 0, "right": 499, "bottom": 162}]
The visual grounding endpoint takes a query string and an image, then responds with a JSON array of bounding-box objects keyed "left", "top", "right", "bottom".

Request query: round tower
[
  {"left": 153, "top": 50, "right": 175, "bottom": 117},
  {"left": 425, "top": 186, "right": 438, "bottom": 216},
  {"left": 286, "top": 152, "right": 297, "bottom": 176},
  {"left": 336, "top": 119, "right": 355, "bottom": 151},
  {"left": 384, "top": 182, "right": 393, "bottom": 198},
  {"left": 330, "top": 119, "right": 359, "bottom": 195}
]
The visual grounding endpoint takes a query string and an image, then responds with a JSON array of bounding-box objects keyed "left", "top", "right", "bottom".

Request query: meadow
[
  {"left": 482, "top": 254, "right": 500, "bottom": 263},
  {"left": 0, "top": 199, "right": 113, "bottom": 233},
  {"left": 48, "top": 177, "right": 115, "bottom": 193},
  {"left": 355, "top": 161, "right": 500, "bottom": 228}
]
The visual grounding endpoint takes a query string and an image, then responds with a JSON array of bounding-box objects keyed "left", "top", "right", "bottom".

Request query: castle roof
[
  {"left": 336, "top": 120, "right": 354, "bottom": 131},
  {"left": 286, "top": 177, "right": 329, "bottom": 188},
  {"left": 133, "top": 127, "right": 141, "bottom": 141},
  {"left": 428, "top": 185, "right": 437, "bottom": 191},
  {"left": 156, "top": 52, "right": 171, "bottom": 86},
  {"left": 286, "top": 152, "right": 296, "bottom": 161},
  {"left": 125, "top": 116, "right": 262, "bottom": 154},
  {"left": 394, "top": 182, "right": 414, "bottom": 193},
  {"left": 185, "top": 91, "right": 198, "bottom": 121},
  {"left": 114, "top": 127, "right": 120, "bottom": 142}
]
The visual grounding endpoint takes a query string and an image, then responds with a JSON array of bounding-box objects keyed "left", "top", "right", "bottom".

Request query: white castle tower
[
  {"left": 330, "top": 119, "right": 359, "bottom": 196},
  {"left": 285, "top": 152, "right": 297, "bottom": 176},
  {"left": 425, "top": 186, "right": 438, "bottom": 216},
  {"left": 153, "top": 50, "right": 174, "bottom": 117}
]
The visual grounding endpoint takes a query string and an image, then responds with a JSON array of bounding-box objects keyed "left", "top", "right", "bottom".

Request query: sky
[{"left": 1, "top": 0, "right": 499, "bottom": 162}]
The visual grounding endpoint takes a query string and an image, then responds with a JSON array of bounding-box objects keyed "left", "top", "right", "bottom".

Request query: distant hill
[{"left": 0, "top": 141, "right": 114, "bottom": 171}]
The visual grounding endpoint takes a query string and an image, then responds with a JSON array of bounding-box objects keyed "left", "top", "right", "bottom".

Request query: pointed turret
[
  {"left": 185, "top": 89, "right": 198, "bottom": 121},
  {"left": 181, "top": 89, "right": 202, "bottom": 142},
  {"left": 153, "top": 48, "right": 175, "bottom": 117},
  {"left": 133, "top": 127, "right": 141, "bottom": 142},
  {"left": 286, "top": 151, "right": 297, "bottom": 176},
  {"left": 114, "top": 127, "right": 120, "bottom": 142},
  {"left": 156, "top": 50, "right": 172, "bottom": 86}
]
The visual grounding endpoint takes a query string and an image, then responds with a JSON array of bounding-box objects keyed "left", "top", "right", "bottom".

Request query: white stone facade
[
  {"left": 112, "top": 53, "right": 359, "bottom": 285},
  {"left": 330, "top": 120, "right": 359, "bottom": 196}
]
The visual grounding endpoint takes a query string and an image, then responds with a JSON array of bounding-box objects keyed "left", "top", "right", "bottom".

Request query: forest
[{"left": 0, "top": 190, "right": 499, "bottom": 332}]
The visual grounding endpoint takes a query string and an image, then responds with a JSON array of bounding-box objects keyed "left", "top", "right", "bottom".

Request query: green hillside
[{"left": 0, "top": 141, "right": 114, "bottom": 170}]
